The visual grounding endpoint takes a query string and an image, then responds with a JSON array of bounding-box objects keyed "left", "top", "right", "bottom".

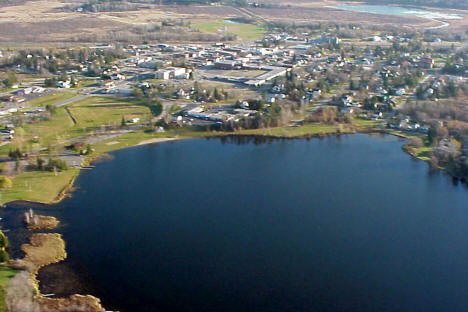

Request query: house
[
  {"left": 111, "top": 73, "right": 125, "bottom": 80},
  {"left": 56, "top": 80, "right": 71, "bottom": 88},
  {"left": 420, "top": 57, "right": 434, "bottom": 69},
  {"left": 127, "top": 117, "right": 140, "bottom": 124},
  {"left": 395, "top": 88, "right": 405, "bottom": 96}
]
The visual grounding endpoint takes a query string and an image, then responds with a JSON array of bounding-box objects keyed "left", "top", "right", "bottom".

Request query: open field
[
  {"left": 1, "top": 168, "right": 79, "bottom": 204},
  {"left": 250, "top": 6, "right": 430, "bottom": 26},
  {"left": 0, "top": 0, "right": 464, "bottom": 44},
  {"left": 0, "top": 1, "right": 247, "bottom": 43},
  {"left": 191, "top": 19, "right": 266, "bottom": 39},
  {"left": 1, "top": 97, "right": 151, "bottom": 151},
  {"left": 26, "top": 92, "right": 76, "bottom": 107},
  {"left": 67, "top": 97, "right": 150, "bottom": 128}
]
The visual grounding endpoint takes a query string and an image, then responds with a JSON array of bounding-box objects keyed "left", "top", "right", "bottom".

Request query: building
[
  {"left": 154, "top": 67, "right": 190, "bottom": 80},
  {"left": 214, "top": 60, "right": 239, "bottom": 70},
  {"left": 420, "top": 57, "right": 434, "bottom": 69}
]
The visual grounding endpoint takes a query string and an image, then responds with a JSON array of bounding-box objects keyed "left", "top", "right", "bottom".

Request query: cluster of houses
[
  {"left": 388, "top": 116, "right": 429, "bottom": 133},
  {"left": 180, "top": 104, "right": 258, "bottom": 125}
]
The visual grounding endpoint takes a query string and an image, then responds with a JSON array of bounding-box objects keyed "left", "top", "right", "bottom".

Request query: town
[
  {"left": 0, "top": 0, "right": 468, "bottom": 310},
  {"left": 1, "top": 26, "right": 467, "bottom": 182}
]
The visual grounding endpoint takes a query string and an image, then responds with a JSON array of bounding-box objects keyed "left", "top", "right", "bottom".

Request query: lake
[
  {"left": 4, "top": 134, "right": 468, "bottom": 312},
  {"left": 335, "top": 4, "right": 462, "bottom": 20}
]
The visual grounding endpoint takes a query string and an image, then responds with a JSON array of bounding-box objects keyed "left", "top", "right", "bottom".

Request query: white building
[{"left": 154, "top": 67, "right": 190, "bottom": 80}]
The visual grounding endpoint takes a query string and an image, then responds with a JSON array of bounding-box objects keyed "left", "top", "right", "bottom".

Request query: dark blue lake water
[{"left": 6, "top": 134, "right": 468, "bottom": 312}]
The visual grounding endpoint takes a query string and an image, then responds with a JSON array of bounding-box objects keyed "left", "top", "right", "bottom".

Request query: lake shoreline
[{"left": 0, "top": 128, "right": 461, "bottom": 311}]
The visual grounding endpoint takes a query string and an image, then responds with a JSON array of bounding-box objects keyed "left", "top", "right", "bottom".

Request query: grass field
[
  {"left": 1, "top": 168, "right": 79, "bottom": 204},
  {"left": 234, "top": 123, "right": 353, "bottom": 137},
  {"left": 2, "top": 97, "right": 151, "bottom": 152},
  {"left": 0, "top": 265, "right": 18, "bottom": 312},
  {"left": 68, "top": 97, "right": 150, "bottom": 129},
  {"left": 352, "top": 118, "right": 384, "bottom": 129},
  {"left": 191, "top": 19, "right": 266, "bottom": 39},
  {"left": 26, "top": 92, "right": 76, "bottom": 107}
]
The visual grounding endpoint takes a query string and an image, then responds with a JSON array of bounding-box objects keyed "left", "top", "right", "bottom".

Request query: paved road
[{"left": 53, "top": 94, "right": 88, "bottom": 107}]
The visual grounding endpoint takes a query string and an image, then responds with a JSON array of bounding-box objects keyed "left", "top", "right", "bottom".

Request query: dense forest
[{"left": 342, "top": 0, "right": 468, "bottom": 10}]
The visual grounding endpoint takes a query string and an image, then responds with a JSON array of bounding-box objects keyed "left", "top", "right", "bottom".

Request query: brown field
[
  {"left": 0, "top": 1, "right": 250, "bottom": 43},
  {"left": 0, "top": 0, "right": 466, "bottom": 44},
  {"left": 250, "top": 6, "right": 431, "bottom": 26},
  {"left": 164, "top": 5, "right": 242, "bottom": 17}
]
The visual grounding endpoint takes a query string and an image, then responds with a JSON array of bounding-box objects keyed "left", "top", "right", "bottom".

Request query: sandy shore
[{"left": 136, "top": 137, "right": 179, "bottom": 146}]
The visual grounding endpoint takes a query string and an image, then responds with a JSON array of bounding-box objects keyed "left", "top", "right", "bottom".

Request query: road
[{"left": 53, "top": 94, "right": 88, "bottom": 107}]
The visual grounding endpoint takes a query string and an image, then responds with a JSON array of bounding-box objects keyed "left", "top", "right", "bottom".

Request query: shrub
[
  {"left": 0, "top": 176, "right": 12, "bottom": 189},
  {"left": 0, "top": 233, "right": 9, "bottom": 249},
  {"left": 0, "top": 249, "right": 9, "bottom": 262}
]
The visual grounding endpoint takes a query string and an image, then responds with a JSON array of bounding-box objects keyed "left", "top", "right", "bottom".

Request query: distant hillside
[
  {"left": 72, "top": 0, "right": 247, "bottom": 12},
  {"left": 341, "top": 0, "right": 468, "bottom": 10}
]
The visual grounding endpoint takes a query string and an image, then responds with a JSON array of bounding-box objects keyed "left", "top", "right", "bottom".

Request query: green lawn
[
  {"left": 78, "top": 80, "right": 98, "bottom": 88},
  {"left": 352, "top": 118, "right": 384, "bottom": 129},
  {"left": 3, "top": 97, "right": 151, "bottom": 153},
  {"left": 0, "top": 265, "right": 18, "bottom": 312},
  {"left": 1, "top": 168, "right": 79, "bottom": 204},
  {"left": 26, "top": 92, "right": 76, "bottom": 107},
  {"left": 68, "top": 97, "right": 150, "bottom": 129},
  {"left": 235, "top": 123, "right": 354, "bottom": 137},
  {"left": 412, "top": 146, "right": 432, "bottom": 161},
  {"left": 192, "top": 20, "right": 266, "bottom": 39}
]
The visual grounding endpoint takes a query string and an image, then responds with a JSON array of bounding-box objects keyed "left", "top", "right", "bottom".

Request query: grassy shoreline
[
  {"left": 0, "top": 121, "right": 438, "bottom": 311},
  {"left": 1, "top": 120, "right": 423, "bottom": 206}
]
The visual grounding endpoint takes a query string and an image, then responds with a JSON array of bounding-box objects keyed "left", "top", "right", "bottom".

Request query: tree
[
  {"left": 0, "top": 176, "right": 12, "bottom": 189},
  {"left": 45, "top": 104, "right": 57, "bottom": 115},
  {"left": 45, "top": 158, "right": 68, "bottom": 172},
  {"left": 85, "top": 144, "right": 93, "bottom": 155},
  {"left": 428, "top": 127, "right": 437, "bottom": 144},
  {"left": 247, "top": 99, "right": 264, "bottom": 110},
  {"left": 0, "top": 249, "right": 8, "bottom": 262},
  {"left": 36, "top": 157, "right": 45, "bottom": 170},
  {"left": 3, "top": 71, "right": 18, "bottom": 88},
  {"left": 70, "top": 75, "right": 77, "bottom": 87},
  {"left": 0, "top": 232, "right": 8, "bottom": 248},
  {"left": 8, "top": 148, "right": 22, "bottom": 161},
  {"left": 213, "top": 87, "right": 221, "bottom": 101},
  {"left": 44, "top": 77, "right": 57, "bottom": 87}
]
